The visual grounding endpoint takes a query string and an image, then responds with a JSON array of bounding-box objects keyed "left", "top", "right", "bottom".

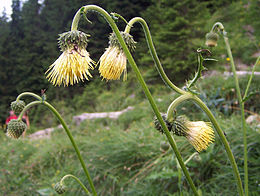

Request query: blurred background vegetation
[{"left": 0, "top": 0, "right": 259, "bottom": 195}]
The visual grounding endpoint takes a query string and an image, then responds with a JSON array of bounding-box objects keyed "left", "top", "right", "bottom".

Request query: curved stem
[
  {"left": 193, "top": 96, "right": 244, "bottom": 196},
  {"left": 184, "top": 152, "right": 198, "bottom": 165},
  {"left": 166, "top": 94, "right": 244, "bottom": 196},
  {"left": 71, "top": 5, "right": 198, "bottom": 195},
  {"left": 243, "top": 56, "right": 260, "bottom": 99},
  {"left": 212, "top": 22, "right": 247, "bottom": 196},
  {"left": 124, "top": 17, "right": 185, "bottom": 95},
  {"left": 18, "top": 101, "right": 42, "bottom": 120},
  {"left": 211, "top": 22, "right": 224, "bottom": 32},
  {"left": 43, "top": 101, "right": 97, "bottom": 196},
  {"left": 60, "top": 174, "right": 91, "bottom": 195},
  {"left": 167, "top": 93, "right": 193, "bottom": 122},
  {"left": 16, "top": 92, "right": 42, "bottom": 101}
]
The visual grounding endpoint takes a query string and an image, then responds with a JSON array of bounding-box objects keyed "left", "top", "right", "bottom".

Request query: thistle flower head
[
  {"left": 6, "top": 119, "right": 27, "bottom": 139},
  {"left": 173, "top": 116, "right": 215, "bottom": 152},
  {"left": 205, "top": 31, "right": 219, "bottom": 47},
  {"left": 98, "top": 32, "right": 136, "bottom": 81},
  {"left": 54, "top": 182, "right": 67, "bottom": 194},
  {"left": 11, "top": 100, "right": 25, "bottom": 114},
  {"left": 46, "top": 30, "right": 95, "bottom": 86}
]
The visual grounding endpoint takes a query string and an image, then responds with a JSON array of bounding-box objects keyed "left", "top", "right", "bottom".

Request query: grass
[{"left": 0, "top": 75, "right": 259, "bottom": 195}]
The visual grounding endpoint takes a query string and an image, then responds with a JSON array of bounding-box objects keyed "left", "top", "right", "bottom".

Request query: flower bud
[
  {"left": 54, "top": 182, "right": 66, "bottom": 194},
  {"left": 6, "top": 119, "right": 27, "bottom": 139},
  {"left": 11, "top": 100, "right": 25, "bottom": 114},
  {"left": 205, "top": 31, "right": 219, "bottom": 47},
  {"left": 193, "top": 153, "right": 202, "bottom": 162},
  {"left": 160, "top": 141, "right": 170, "bottom": 152},
  {"left": 58, "top": 30, "right": 89, "bottom": 52},
  {"left": 154, "top": 113, "right": 173, "bottom": 134},
  {"left": 109, "top": 32, "right": 136, "bottom": 52}
]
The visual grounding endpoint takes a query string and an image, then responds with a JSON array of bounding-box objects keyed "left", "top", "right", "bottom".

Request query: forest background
[{"left": 0, "top": 0, "right": 259, "bottom": 124}]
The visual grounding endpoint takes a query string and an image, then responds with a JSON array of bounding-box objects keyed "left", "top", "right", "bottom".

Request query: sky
[{"left": 0, "top": 0, "right": 13, "bottom": 18}]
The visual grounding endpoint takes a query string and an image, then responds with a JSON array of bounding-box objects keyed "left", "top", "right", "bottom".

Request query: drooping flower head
[
  {"left": 54, "top": 182, "right": 67, "bottom": 194},
  {"left": 172, "top": 116, "right": 215, "bottom": 152},
  {"left": 6, "top": 119, "right": 27, "bottom": 139},
  {"left": 98, "top": 32, "right": 136, "bottom": 81},
  {"left": 205, "top": 31, "right": 219, "bottom": 47},
  {"left": 46, "top": 30, "right": 95, "bottom": 86},
  {"left": 154, "top": 114, "right": 215, "bottom": 152}
]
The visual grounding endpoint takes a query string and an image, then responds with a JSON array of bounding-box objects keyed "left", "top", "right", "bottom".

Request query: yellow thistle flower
[
  {"left": 226, "top": 57, "right": 230, "bottom": 61},
  {"left": 172, "top": 116, "right": 215, "bottom": 152},
  {"left": 46, "top": 30, "right": 95, "bottom": 86},
  {"left": 46, "top": 48, "right": 94, "bottom": 86},
  {"left": 184, "top": 121, "right": 215, "bottom": 152},
  {"left": 99, "top": 46, "right": 127, "bottom": 81},
  {"left": 98, "top": 32, "right": 136, "bottom": 81}
]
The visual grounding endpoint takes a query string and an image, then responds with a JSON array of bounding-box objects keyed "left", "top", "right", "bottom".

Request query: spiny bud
[
  {"left": 205, "top": 31, "right": 219, "bottom": 47},
  {"left": 160, "top": 141, "right": 170, "bottom": 152},
  {"left": 109, "top": 31, "right": 136, "bottom": 52},
  {"left": 6, "top": 119, "right": 27, "bottom": 139},
  {"left": 11, "top": 100, "right": 25, "bottom": 114},
  {"left": 154, "top": 113, "right": 173, "bottom": 134},
  {"left": 54, "top": 182, "right": 67, "bottom": 194},
  {"left": 58, "top": 30, "right": 89, "bottom": 52}
]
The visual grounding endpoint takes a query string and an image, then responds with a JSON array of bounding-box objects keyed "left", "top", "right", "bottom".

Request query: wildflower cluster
[{"left": 46, "top": 30, "right": 135, "bottom": 86}]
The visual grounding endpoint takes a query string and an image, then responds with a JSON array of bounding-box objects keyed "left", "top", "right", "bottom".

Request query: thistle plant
[
  {"left": 7, "top": 4, "right": 250, "bottom": 196},
  {"left": 7, "top": 92, "right": 97, "bottom": 195},
  {"left": 205, "top": 22, "right": 260, "bottom": 196}
]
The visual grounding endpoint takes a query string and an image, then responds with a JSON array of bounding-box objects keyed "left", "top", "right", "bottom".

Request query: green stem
[
  {"left": 243, "top": 56, "right": 260, "bottom": 99},
  {"left": 167, "top": 93, "right": 193, "bottom": 121},
  {"left": 176, "top": 158, "right": 183, "bottom": 196},
  {"left": 60, "top": 174, "right": 91, "bottom": 195},
  {"left": 18, "top": 101, "right": 42, "bottom": 120},
  {"left": 43, "top": 101, "right": 97, "bottom": 196},
  {"left": 167, "top": 94, "right": 244, "bottom": 196},
  {"left": 124, "top": 17, "right": 185, "bottom": 95},
  {"left": 193, "top": 96, "right": 244, "bottom": 196},
  {"left": 16, "top": 92, "right": 42, "bottom": 101},
  {"left": 184, "top": 152, "right": 198, "bottom": 165},
  {"left": 215, "top": 22, "right": 247, "bottom": 196},
  {"left": 16, "top": 97, "right": 97, "bottom": 195},
  {"left": 71, "top": 5, "right": 198, "bottom": 195}
]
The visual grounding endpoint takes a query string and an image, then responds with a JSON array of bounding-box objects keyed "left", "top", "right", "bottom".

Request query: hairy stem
[
  {"left": 60, "top": 174, "right": 91, "bottom": 195},
  {"left": 124, "top": 17, "right": 185, "bottom": 95},
  {"left": 72, "top": 5, "right": 198, "bottom": 195}
]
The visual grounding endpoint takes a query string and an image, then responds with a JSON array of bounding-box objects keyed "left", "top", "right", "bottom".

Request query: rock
[{"left": 246, "top": 115, "right": 260, "bottom": 124}]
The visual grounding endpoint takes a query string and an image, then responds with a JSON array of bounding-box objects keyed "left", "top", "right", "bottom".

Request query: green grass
[{"left": 0, "top": 75, "right": 259, "bottom": 195}]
